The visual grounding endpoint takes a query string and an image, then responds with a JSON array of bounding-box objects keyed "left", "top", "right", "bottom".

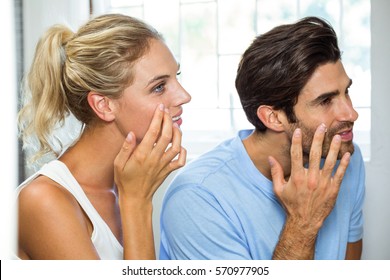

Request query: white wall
[
  {"left": 361, "top": 0, "right": 390, "bottom": 260},
  {"left": 23, "top": 0, "right": 89, "bottom": 70}
]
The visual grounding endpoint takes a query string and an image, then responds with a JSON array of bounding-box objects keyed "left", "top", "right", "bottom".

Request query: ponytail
[{"left": 18, "top": 25, "right": 74, "bottom": 165}]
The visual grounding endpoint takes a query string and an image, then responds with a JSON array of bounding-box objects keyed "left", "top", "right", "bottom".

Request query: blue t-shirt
[{"left": 159, "top": 130, "right": 365, "bottom": 260}]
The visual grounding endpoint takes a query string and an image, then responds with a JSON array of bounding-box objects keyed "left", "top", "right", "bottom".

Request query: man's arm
[{"left": 345, "top": 240, "right": 363, "bottom": 260}]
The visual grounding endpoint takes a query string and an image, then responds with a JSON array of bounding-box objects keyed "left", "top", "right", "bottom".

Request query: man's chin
[
  {"left": 338, "top": 142, "right": 355, "bottom": 159},
  {"left": 320, "top": 141, "right": 355, "bottom": 160}
]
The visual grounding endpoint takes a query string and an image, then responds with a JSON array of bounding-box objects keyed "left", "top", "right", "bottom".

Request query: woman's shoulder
[
  {"left": 17, "top": 175, "right": 96, "bottom": 259},
  {"left": 18, "top": 175, "right": 78, "bottom": 208},
  {"left": 17, "top": 175, "right": 87, "bottom": 234}
]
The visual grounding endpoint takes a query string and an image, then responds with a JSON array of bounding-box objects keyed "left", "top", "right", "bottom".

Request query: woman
[{"left": 17, "top": 13, "right": 191, "bottom": 259}]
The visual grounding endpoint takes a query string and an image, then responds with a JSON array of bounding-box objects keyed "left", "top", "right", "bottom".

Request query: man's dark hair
[{"left": 235, "top": 16, "right": 341, "bottom": 132}]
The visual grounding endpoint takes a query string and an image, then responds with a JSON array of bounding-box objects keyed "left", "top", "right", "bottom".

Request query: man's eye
[{"left": 320, "top": 98, "right": 332, "bottom": 106}]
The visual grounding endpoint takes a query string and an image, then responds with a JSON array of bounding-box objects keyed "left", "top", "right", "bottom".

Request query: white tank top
[{"left": 16, "top": 160, "right": 123, "bottom": 259}]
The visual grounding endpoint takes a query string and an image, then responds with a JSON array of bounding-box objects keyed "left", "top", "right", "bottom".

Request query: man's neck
[{"left": 242, "top": 129, "right": 292, "bottom": 181}]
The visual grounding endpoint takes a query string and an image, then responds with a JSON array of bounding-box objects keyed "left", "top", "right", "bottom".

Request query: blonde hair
[{"left": 18, "top": 14, "right": 162, "bottom": 165}]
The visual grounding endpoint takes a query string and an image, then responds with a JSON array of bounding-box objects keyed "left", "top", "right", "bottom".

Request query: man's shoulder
[
  {"left": 165, "top": 136, "right": 244, "bottom": 195},
  {"left": 175, "top": 143, "right": 235, "bottom": 183},
  {"left": 349, "top": 142, "right": 365, "bottom": 167}
]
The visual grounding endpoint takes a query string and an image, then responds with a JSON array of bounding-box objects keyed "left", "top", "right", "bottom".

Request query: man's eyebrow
[
  {"left": 309, "top": 91, "right": 339, "bottom": 106},
  {"left": 309, "top": 78, "right": 353, "bottom": 106}
]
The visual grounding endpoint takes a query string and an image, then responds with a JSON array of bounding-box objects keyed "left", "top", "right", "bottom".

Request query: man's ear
[
  {"left": 257, "top": 105, "right": 285, "bottom": 132},
  {"left": 87, "top": 91, "right": 116, "bottom": 122}
]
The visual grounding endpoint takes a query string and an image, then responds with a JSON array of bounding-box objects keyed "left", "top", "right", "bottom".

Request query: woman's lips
[{"left": 172, "top": 115, "right": 182, "bottom": 126}]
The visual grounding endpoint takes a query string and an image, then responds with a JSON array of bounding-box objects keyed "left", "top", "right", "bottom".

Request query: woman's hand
[{"left": 114, "top": 103, "right": 186, "bottom": 203}]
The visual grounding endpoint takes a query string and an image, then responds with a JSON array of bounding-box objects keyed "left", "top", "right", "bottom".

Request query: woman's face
[{"left": 113, "top": 39, "right": 191, "bottom": 143}]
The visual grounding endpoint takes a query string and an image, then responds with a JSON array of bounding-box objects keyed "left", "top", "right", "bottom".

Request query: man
[{"left": 159, "top": 17, "right": 365, "bottom": 260}]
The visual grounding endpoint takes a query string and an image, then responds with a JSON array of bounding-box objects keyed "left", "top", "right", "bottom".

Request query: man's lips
[{"left": 337, "top": 129, "right": 353, "bottom": 141}]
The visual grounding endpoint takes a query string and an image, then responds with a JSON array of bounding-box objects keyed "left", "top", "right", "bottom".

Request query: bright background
[{"left": 2, "top": 0, "right": 389, "bottom": 260}]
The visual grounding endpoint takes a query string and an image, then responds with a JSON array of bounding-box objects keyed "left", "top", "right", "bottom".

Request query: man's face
[{"left": 286, "top": 60, "right": 359, "bottom": 159}]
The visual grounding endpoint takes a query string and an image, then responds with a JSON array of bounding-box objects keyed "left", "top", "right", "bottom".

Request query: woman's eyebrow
[
  {"left": 146, "top": 75, "right": 170, "bottom": 88},
  {"left": 145, "top": 63, "right": 181, "bottom": 88}
]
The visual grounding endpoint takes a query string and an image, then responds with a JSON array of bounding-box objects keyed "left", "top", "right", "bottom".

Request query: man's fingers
[
  {"left": 332, "top": 151, "right": 351, "bottom": 187},
  {"left": 322, "top": 134, "right": 342, "bottom": 178},
  {"left": 290, "top": 128, "right": 304, "bottom": 175},
  {"left": 308, "top": 123, "right": 327, "bottom": 172},
  {"left": 269, "top": 156, "right": 286, "bottom": 196}
]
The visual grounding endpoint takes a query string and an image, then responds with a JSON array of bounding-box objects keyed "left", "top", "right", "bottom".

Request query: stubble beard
[{"left": 287, "top": 120, "right": 355, "bottom": 161}]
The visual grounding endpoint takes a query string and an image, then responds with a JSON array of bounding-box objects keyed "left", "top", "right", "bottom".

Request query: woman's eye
[{"left": 153, "top": 83, "right": 165, "bottom": 93}]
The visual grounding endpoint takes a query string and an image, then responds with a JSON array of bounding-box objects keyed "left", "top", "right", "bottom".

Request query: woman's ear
[
  {"left": 257, "top": 105, "right": 285, "bottom": 132},
  {"left": 87, "top": 92, "right": 116, "bottom": 122}
]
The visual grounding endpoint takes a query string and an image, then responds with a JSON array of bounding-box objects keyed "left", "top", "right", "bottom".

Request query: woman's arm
[{"left": 114, "top": 104, "right": 186, "bottom": 259}]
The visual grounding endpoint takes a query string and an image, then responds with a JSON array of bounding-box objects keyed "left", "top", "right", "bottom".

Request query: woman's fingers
[
  {"left": 161, "top": 122, "right": 182, "bottom": 159},
  {"left": 152, "top": 108, "right": 174, "bottom": 157},
  {"left": 138, "top": 104, "right": 165, "bottom": 153},
  {"left": 162, "top": 123, "right": 186, "bottom": 170},
  {"left": 114, "top": 132, "right": 136, "bottom": 172},
  {"left": 118, "top": 103, "right": 186, "bottom": 178},
  {"left": 169, "top": 146, "right": 187, "bottom": 171}
]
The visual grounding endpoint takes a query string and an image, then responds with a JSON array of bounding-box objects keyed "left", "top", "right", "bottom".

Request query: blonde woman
[{"left": 17, "top": 14, "right": 191, "bottom": 260}]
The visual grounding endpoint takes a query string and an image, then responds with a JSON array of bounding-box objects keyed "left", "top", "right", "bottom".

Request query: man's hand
[{"left": 269, "top": 123, "right": 351, "bottom": 259}]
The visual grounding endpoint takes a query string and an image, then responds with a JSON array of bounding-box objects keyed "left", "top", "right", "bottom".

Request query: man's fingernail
[
  {"left": 294, "top": 128, "right": 301, "bottom": 137},
  {"left": 319, "top": 123, "right": 327, "bottom": 132}
]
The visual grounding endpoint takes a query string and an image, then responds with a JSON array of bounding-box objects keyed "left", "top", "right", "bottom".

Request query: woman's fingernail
[
  {"left": 126, "top": 132, "right": 133, "bottom": 142},
  {"left": 173, "top": 122, "right": 180, "bottom": 130}
]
